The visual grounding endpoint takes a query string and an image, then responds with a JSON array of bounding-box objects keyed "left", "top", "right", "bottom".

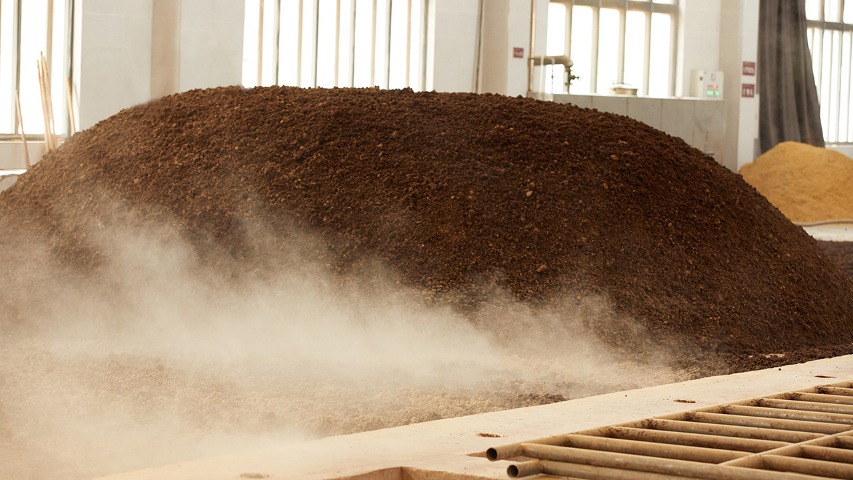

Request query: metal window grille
[
  {"left": 243, "top": 0, "right": 428, "bottom": 91},
  {"left": 806, "top": 0, "right": 853, "bottom": 144},
  {"left": 543, "top": 0, "right": 678, "bottom": 97},
  {"left": 0, "top": 0, "right": 73, "bottom": 137}
]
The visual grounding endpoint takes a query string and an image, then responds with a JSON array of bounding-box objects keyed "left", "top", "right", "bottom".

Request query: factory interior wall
[
  {"left": 719, "top": 0, "right": 760, "bottom": 172},
  {"left": 178, "top": 0, "right": 245, "bottom": 93},
  {"left": 676, "top": 0, "right": 722, "bottom": 98},
  {"left": 426, "top": 0, "right": 480, "bottom": 93},
  {"left": 72, "top": 0, "right": 244, "bottom": 130},
  {"left": 75, "top": 0, "right": 153, "bottom": 132},
  {"left": 0, "top": 0, "right": 813, "bottom": 173}
]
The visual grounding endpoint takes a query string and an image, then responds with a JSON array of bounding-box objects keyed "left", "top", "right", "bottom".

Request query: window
[
  {"left": 243, "top": 0, "right": 428, "bottom": 91},
  {"left": 0, "top": 0, "right": 73, "bottom": 137},
  {"left": 806, "top": 0, "right": 853, "bottom": 143},
  {"left": 543, "top": 0, "right": 678, "bottom": 96}
]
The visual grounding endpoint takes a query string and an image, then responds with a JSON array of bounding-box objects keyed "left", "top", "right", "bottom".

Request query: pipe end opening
[
  {"left": 486, "top": 448, "right": 499, "bottom": 461},
  {"left": 507, "top": 465, "right": 520, "bottom": 478}
]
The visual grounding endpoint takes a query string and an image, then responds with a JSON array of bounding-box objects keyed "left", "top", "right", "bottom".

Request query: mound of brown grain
[
  {"left": 740, "top": 141, "right": 853, "bottom": 223},
  {"left": 2, "top": 86, "right": 853, "bottom": 357}
]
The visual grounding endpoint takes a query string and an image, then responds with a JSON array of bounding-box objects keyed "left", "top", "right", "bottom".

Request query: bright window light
[
  {"left": 549, "top": 1, "right": 677, "bottom": 97},
  {"left": 624, "top": 11, "right": 646, "bottom": 91},
  {"left": 0, "top": 0, "right": 16, "bottom": 133},
  {"left": 546, "top": 3, "right": 566, "bottom": 56},
  {"left": 317, "top": 0, "right": 337, "bottom": 88},
  {"left": 597, "top": 8, "right": 619, "bottom": 93},
  {"left": 278, "top": 0, "right": 301, "bottom": 87},
  {"left": 242, "top": 0, "right": 260, "bottom": 87},
  {"left": 648, "top": 12, "right": 671, "bottom": 97},
  {"left": 250, "top": 0, "right": 424, "bottom": 91},
  {"left": 569, "top": 6, "right": 593, "bottom": 94}
]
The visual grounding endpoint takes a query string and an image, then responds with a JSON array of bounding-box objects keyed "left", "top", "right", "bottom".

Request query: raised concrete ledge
[{"left": 95, "top": 354, "right": 853, "bottom": 480}]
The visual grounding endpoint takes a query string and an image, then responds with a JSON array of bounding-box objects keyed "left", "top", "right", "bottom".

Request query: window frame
[
  {"left": 546, "top": 0, "right": 679, "bottom": 97},
  {"left": 244, "top": 0, "right": 429, "bottom": 91},
  {"left": 0, "top": 0, "right": 74, "bottom": 139},
  {"left": 806, "top": 0, "right": 853, "bottom": 144}
]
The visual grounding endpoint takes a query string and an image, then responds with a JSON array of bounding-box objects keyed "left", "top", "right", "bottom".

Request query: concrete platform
[
  {"left": 95, "top": 354, "right": 853, "bottom": 480},
  {"left": 803, "top": 222, "right": 853, "bottom": 242}
]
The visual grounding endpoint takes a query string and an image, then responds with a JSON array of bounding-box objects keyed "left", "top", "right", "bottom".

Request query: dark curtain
[{"left": 758, "top": 0, "right": 824, "bottom": 152}]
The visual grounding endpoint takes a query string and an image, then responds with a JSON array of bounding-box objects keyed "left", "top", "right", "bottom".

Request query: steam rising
[{"left": 0, "top": 208, "right": 687, "bottom": 479}]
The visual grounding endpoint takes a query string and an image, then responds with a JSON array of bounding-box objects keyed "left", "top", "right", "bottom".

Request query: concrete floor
[{"left": 94, "top": 354, "right": 853, "bottom": 480}]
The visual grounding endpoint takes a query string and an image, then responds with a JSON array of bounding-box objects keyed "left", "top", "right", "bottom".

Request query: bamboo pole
[
  {"left": 65, "top": 76, "right": 76, "bottom": 135},
  {"left": 40, "top": 53, "right": 57, "bottom": 150},
  {"left": 14, "top": 90, "right": 30, "bottom": 170},
  {"left": 37, "top": 60, "right": 53, "bottom": 153}
]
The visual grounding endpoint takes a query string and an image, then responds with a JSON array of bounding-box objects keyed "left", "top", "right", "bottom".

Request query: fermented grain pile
[
  {"left": 740, "top": 141, "right": 853, "bottom": 223},
  {"left": 3, "top": 86, "right": 853, "bottom": 358}
]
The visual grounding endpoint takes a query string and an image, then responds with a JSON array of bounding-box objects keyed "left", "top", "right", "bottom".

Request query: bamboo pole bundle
[
  {"left": 40, "top": 52, "right": 57, "bottom": 150},
  {"left": 37, "top": 59, "right": 54, "bottom": 152},
  {"left": 14, "top": 90, "right": 30, "bottom": 170}
]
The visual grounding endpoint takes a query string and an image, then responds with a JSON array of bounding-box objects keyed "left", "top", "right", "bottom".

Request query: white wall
[
  {"left": 71, "top": 0, "right": 244, "bottom": 131},
  {"left": 179, "top": 0, "right": 244, "bottom": 92},
  {"left": 719, "top": 0, "right": 760, "bottom": 172},
  {"left": 676, "top": 0, "right": 721, "bottom": 97},
  {"left": 75, "top": 0, "right": 153, "bottom": 130},
  {"left": 430, "top": 0, "right": 542, "bottom": 96},
  {"left": 426, "top": 0, "right": 480, "bottom": 92}
]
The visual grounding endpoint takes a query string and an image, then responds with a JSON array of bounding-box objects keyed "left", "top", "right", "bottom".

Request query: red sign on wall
[
  {"left": 742, "top": 83, "right": 755, "bottom": 98},
  {"left": 743, "top": 61, "right": 756, "bottom": 76},
  {"left": 513, "top": 47, "right": 524, "bottom": 58}
]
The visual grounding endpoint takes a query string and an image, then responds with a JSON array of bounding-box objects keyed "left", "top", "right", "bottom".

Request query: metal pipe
[
  {"left": 801, "top": 444, "right": 853, "bottom": 463},
  {"left": 559, "top": 434, "right": 747, "bottom": 464},
  {"left": 722, "top": 404, "right": 853, "bottom": 426},
  {"left": 650, "top": 419, "right": 822, "bottom": 444},
  {"left": 510, "top": 459, "right": 696, "bottom": 479},
  {"left": 760, "top": 398, "right": 853, "bottom": 416},
  {"left": 817, "top": 386, "right": 853, "bottom": 397},
  {"left": 836, "top": 436, "right": 853, "bottom": 448},
  {"left": 507, "top": 459, "right": 542, "bottom": 478},
  {"left": 762, "top": 454, "right": 853, "bottom": 479},
  {"left": 531, "top": 55, "right": 573, "bottom": 67},
  {"left": 607, "top": 426, "right": 789, "bottom": 453},
  {"left": 487, "top": 433, "right": 570, "bottom": 461},
  {"left": 517, "top": 443, "right": 822, "bottom": 480},
  {"left": 690, "top": 411, "right": 853, "bottom": 435}
]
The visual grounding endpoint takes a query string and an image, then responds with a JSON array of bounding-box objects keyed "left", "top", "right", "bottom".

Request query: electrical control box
[{"left": 690, "top": 70, "right": 724, "bottom": 99}]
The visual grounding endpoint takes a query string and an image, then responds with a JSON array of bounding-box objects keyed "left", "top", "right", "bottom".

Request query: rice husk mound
[
  {"left": 3, "top": 86, "right": 853, "bottom": 357},
  {"left": 739, "top": 141, "right": 853, "bottom": 223}
]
